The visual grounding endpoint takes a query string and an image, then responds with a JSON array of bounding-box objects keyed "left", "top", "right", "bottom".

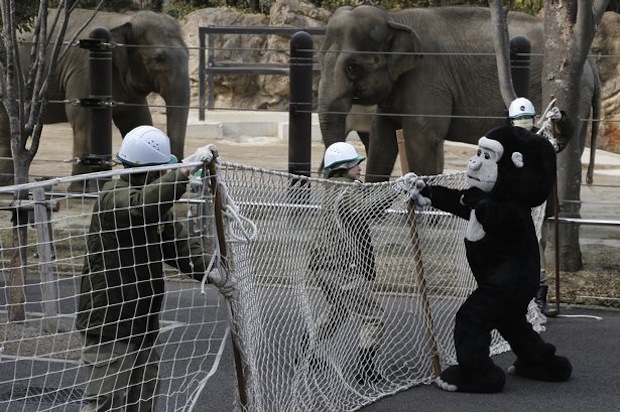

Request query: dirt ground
[{"left": 29, "top": 120, "right": 620, "bottom": 309}]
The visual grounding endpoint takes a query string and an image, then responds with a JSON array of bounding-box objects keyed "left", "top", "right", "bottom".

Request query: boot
[
  {"left": 535, "top": 285, "right": 557, "bottom": 317},
  {"left": 354, "top": 347, "right": 384, "bottom": 385}
]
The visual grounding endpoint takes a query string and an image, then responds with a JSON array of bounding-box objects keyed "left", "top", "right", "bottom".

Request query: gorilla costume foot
[
  {"left": 508, "top": 355, "right": 572, "bottom": 382},
  {"left": 435, "top": 364, "right": 506, "bottom": 393}
]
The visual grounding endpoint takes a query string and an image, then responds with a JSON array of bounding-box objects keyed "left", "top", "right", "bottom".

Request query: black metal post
[
  {"left": 199, "top": 27, "right": 206, "bottom": 121},
  {"left": 510, "top": 35, "right": 531, "bottom": 98},
  {"left": 85, "top": 27, "right": 113, "bottom": 172},
  {"left": 288, "top": 31, "right": 313, "bottom": 178}
]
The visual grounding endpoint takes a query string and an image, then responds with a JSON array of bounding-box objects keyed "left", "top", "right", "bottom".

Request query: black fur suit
[{"left": 421, "top": 126, "right": 572, "bottom": 393}]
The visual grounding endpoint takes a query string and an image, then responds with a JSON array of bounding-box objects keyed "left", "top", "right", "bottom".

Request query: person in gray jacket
[
  {"left": 307, "top": 142, "right": 398, "bottom": 385},
  {"left": 76, "top": 126, "right": 234, "bottom": 412}
]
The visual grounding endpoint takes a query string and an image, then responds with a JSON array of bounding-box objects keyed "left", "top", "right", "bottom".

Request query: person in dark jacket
[
  {"left": 76, "top": 126, "right": 234, "bottom": 412},
  {"left": 508, "top": 97, "right": 574, "bottom": 317}
]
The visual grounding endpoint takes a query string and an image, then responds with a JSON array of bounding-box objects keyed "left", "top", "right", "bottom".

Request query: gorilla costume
[{"left": 416, "top": 126, "right": 572, "bottom": 393}]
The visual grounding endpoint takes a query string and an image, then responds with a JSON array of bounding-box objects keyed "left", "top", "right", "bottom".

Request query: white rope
[
  {"left": 216, "top": 171, "right": 258, "bottom": 243},
  {"left": 200, "top": 251, "right": 219, "bottom": 295}
]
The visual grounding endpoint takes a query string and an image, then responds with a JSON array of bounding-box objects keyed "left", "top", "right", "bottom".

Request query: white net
[
  {"left": 0, "top": 164, "right": 230, "bottom": 412},
  {"left": 218, "top": 162, "right": 545, "bottom": 411},
  {"left": 0, "top": 162, "right": 546, "bottom": 412}
]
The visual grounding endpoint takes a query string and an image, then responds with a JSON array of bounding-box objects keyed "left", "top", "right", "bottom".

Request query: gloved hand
[
  {"left": 207, "top": 270, "right": 237, "bottom": 299},
  {"left": 182, "top": 144, "right": 219, "bottom": 172},
  {"left": 394, "top": 172, "right": 420, "bottom": 193},
  {"left": 545, "top": 106, "right": 562, "bottom": 122},
  {"left": 187, "top": 174, "right": 203, "bottom": 193},
  {"left": 395, "top": 173, "right": 431, "bottom": 209}
]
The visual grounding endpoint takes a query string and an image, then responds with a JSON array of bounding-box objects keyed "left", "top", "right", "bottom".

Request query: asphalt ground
[
  {"left": 3, "top": 288, "right": 618, "bottom": 411},
  {"left": 197, "top": 305, "right": 620, "bottom": 412}
]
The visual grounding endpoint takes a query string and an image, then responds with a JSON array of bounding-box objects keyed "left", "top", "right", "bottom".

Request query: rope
[
  {"left": 200, "top": 252, "right": 219, "bottom": 296},
  {"left": 216, "top": 167, "right": 258, "bottom": 243}
]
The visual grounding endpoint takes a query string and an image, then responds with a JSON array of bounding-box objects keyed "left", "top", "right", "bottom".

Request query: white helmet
[
  {"left": 323, "top": 142, "right": 365, "bottom": 172},
  {"left": 508, "top": 97, "right": 536, "bottom": 119},
  {"left": 117, "top": 126, "right": 178, "bottom": 166}
]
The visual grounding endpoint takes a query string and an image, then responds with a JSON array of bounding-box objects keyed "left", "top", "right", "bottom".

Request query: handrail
[{"left": 548, "top": 216, "right": 620, "bottom": 227}]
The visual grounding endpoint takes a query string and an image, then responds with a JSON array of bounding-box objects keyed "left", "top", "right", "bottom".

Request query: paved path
[{"left": 201, "top": 306, "right": 620, "bottom": 412}]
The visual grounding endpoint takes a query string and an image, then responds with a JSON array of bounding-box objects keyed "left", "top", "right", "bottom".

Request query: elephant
[
  {"left": 0, "top": 9, "right": 189, "bottom": 186},
  {"left": 318, "top": 5, "right": 599, "bottom": 184}
]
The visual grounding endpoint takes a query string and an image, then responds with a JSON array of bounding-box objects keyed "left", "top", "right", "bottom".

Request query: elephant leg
[
  {"left": 113, "top": 102, "right": 153, "bottom": 137},
  {"left": 364, "top": 118, "right": 398, "bottom": 183},
  {"left": 357, "top": 132, "right": 370, "bottom": 154},
  {"left": 402, "top": 118, "right": 446, "bottom": 176},
  {"left": 0, "top": 105, "right": 14, "bottom": 185}
]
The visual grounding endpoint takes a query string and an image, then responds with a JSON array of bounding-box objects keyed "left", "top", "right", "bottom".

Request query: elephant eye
[
  {"left": 346, "top": 62, "right": 363, "bottom": 80},
  {"left": 150, "top": 51, "right": 167, "bottom": 65}
]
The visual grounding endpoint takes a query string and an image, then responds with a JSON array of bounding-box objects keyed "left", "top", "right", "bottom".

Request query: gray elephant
[
  {"left": 318, "top": 5, "right": 599, "bottom": 183},
  {"left": 0, "top": 9, "right": 189, "bottom": 185}
]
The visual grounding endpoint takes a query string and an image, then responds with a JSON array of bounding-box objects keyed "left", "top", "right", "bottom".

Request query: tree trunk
[
  {"left": 542, "top": 2, "right": 591, "bottom": 271},
  {"left": 9, "top": 210, "right": 28, "bottom": 322},
  {"left": 7, "top": 150, "right": 34, "bottom": 321},
  {"left": 542, "top": 1, "right": 609, "bottom": 271}
]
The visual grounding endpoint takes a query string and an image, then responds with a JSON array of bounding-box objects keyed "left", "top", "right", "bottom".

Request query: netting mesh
[
  {"left": 219, "top": 163, "right": 545, "bottom": 411},
  {"left": 0, "top": 162, "right": 546, "bottom": 412},
  {"left": 0, "top": 164, "right": 230, "bottom": 412}
]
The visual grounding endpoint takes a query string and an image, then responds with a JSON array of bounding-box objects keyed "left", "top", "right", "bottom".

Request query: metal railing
[{"left": 198, "top": 25, "right": 326, "bottom": 119}]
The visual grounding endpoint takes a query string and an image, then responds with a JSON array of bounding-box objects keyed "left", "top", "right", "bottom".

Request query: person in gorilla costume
[{"left": 407, "top": 126, "right": 572, "bottom": 393}]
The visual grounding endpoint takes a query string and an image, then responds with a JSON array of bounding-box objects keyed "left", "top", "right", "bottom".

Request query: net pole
[
  {"left": 396, "top": 130, "right": 442, "bottom": 377},
  {"left": 208, "top": 162, "right": 249, "bottom": 409},
  {"left": 551, "top": 120, "right": 562, "bottom": 315},
  {"left": 553, "top": 182, "right": 561, "bottom": 314}
]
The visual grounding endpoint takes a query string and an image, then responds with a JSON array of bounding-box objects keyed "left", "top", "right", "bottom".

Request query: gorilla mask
[{"left": 468, "top": 126, "right": 557, "bottom": 208}]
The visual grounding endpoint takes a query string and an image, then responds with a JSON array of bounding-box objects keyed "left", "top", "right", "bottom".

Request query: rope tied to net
[
  {"left": 195, "top": 160, "right": 255, "bottom": 298},
  {"left": 216, "top": 176, "right": 257, "bottom": 243}
]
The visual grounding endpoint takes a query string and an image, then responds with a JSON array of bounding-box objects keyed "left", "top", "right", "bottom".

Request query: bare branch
[
  {"left": 592, "top": 0, "right": 609, "bottom": 25},
  {"left": 489, "top": 0, "right": 516, "bottom": 108}
]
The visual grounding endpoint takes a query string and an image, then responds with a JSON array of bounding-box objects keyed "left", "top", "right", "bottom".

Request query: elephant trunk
[
  {"left": 160, "top": 79, "right": 190, "bottom": 161},
  {"left": 318, "top": 95, "right": 352, "bottom": 149}
]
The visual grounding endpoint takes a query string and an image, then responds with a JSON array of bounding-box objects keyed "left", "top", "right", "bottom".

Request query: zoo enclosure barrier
[{"left": 198, "top": 25, "right": 326, "bottom": 118}]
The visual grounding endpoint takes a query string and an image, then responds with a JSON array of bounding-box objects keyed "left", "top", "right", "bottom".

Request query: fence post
[
  {"left": 32, "top": 188, "right": 59, "bottom": 333},
  {"left": 207, "top": 31, "right": 216, "bottom": 111},
  {"left": 510, "top": 35, "right": 531, "bottom": 98},
  {"left": 288, "top": 31, "right": 313, "bottom": 178},
  {"left": 81, "top": 27, "right": 113, "bottom": 183},
  {"left": 199, "top": 27, "right": 206, "bottom": 120}
]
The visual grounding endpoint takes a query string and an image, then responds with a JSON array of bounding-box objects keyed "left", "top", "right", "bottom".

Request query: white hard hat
[
  {"left": 508, "top": 97, "right": 536, "bottom": 118},
  {"left": 116, "top": 126, "right": 178, "bottom": 166},
  {"left": 323, "top": 142, "right": 365, "bottom": 172}
]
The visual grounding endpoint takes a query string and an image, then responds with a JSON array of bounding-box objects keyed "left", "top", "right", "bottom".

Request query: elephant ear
[
  {"left": 386, "top": 21, "right": 422, "bottom": 82},
  {"left": 109, "top": 22, "right": 134, "bottom": 76}
]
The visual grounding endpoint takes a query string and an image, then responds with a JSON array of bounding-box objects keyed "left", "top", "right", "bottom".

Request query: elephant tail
[{"left": 586, "top": 57, "right": 601, "bottom": 185}]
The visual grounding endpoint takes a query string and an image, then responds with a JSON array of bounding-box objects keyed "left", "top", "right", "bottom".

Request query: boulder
[{"left": 591, "top": 11, "right": 620, "bottom": 153}]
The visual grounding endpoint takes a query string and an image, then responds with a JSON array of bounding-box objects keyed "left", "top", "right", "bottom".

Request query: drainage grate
[{"left": 0, "top": 386, "right": 83, "bottom": 404}]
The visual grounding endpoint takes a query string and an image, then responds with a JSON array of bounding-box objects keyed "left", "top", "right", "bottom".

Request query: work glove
[
  {"left": 182, "top": 144, "right": 219, "bottom": 173},
  {"left": 207, "top": 270, "right": 237, "bottom": 299},
  {"left": 545, "top": 106, "right": 562, "bottom": 122},
  {"left": 187, "top": 174, "right": 203, "bottom": 193},
  {"left": 394, "top": 172, "right": 431, "bottom": 209}
]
